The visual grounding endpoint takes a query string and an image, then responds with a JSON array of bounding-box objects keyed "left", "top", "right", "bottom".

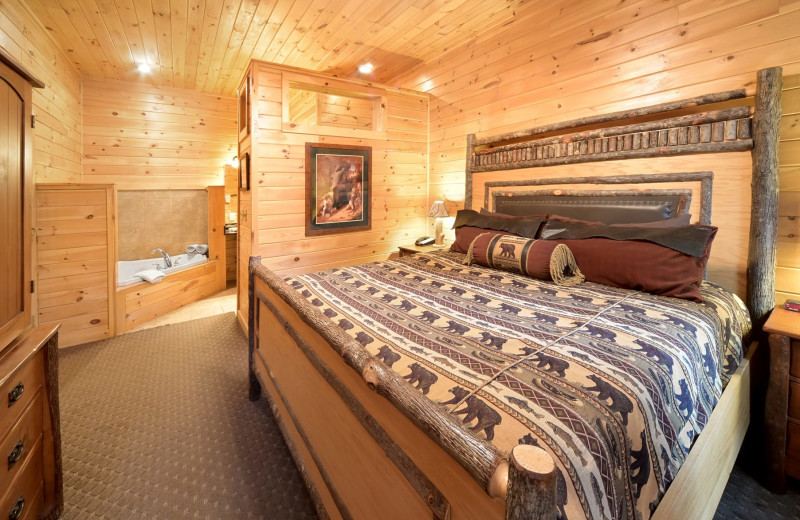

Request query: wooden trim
[
  {"left": 478, "top": 107, "right": 752, "bottom": 154},
  {"left": 0, "top": 47, "right": 44, "bottom": 89},
  {"left": 471, "top": 140, "right": 752, "bottom": 172},
  {"left": 106, "top": 187, "right": 117, "bottom": 337},
  {"left": 748, "top": 66, "right": 783, "bottom": 329}
]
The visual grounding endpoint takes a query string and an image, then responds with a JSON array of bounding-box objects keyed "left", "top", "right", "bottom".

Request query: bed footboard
[{"left": 248, "top": 257, "right": 561, "bottom": 520}]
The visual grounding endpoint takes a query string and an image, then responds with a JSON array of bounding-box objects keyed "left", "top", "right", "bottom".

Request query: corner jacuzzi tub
[{"left": 117, "top": 253, "right": 208, "bottom": 286}]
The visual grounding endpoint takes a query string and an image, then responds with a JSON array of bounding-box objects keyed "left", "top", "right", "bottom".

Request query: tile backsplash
[{"left": 118, "top": 189, "right": 209, "bottom": 261}]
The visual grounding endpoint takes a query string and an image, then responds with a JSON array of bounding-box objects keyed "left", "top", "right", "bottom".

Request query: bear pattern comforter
[{"left": 284, "top": 251, "right": 750, "bottom": 520}]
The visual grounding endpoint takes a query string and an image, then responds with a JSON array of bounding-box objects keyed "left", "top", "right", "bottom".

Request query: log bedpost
[
  {"left": 505, "top": 445, "right": 558, "bottom": 520},
  {"left": 465, "top": 133, "right": 476, "bottom": 210},
  {"left": 248, "top": 255, "right": 262, "bottom": 401},
  {"left": 747, "top": 66, "right": 782, "bottom": 330}
]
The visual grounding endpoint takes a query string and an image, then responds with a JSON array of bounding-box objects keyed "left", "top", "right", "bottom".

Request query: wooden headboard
[{"left": 463, "top": 67, "right": 782, "bottom": 328}]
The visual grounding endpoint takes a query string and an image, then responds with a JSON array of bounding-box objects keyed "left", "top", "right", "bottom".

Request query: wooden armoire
[{"left": 0, "top": 49, "right": 63, "bottom": 520}]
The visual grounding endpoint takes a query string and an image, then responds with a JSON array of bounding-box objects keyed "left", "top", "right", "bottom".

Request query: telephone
[{"left": 415, "top": 236, "right": 435, "bottom": 246}]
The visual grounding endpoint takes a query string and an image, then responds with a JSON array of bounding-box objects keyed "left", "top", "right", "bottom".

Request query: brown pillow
[
  {"left": 540, "top": 220, "right": 715, "bottom": 257},
  {"left": 450, "top": 209, "right": 546, "bottom": 254},
  {"left": 542, "top": 220, "right": 717, "bottom": 300},
  {"left": 464, "top": 233, "right": 584, "bottom": 286},
  {"left": 548, "top": 213, "right": 692, "bottom": 228}
]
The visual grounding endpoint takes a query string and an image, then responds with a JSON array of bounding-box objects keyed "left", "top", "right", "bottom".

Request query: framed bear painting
[{"left": 305, "top": 143, "right": 372, "bottom": 237}]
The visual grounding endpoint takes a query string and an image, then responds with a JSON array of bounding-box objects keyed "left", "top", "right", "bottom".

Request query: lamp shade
[{"left": 427, "top": 200, "right": 449, "bottom": 218}]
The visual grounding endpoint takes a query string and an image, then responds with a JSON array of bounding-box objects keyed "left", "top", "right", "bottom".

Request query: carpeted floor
[
  {"left": 58, "top": 313, "right": 800, "bottom": 519},
  {"left": 58, "top": 313, "right": 317, "bottom": 520}
]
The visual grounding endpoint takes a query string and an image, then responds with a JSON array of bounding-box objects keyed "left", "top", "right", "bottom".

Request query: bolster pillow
[{"left": 463, "top": 233, "right": 584, "bottom": 287}]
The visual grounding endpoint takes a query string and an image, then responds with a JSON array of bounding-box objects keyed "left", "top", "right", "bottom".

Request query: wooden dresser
[
  {"left": 764, "top": 307, "right": 800, "bottom": 492},
  {"left": 0, "top": 325, "right": 63, "bottom": 520}
]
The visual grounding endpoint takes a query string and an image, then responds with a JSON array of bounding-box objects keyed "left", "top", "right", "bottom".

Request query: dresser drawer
[
  {"left": 791, "top": 339, "right": 800, "bottom": 378},
  {"left": 0, "top": 391, "right": 43, "bottom": 491},
  {"left": 0, "top": 437, "right": 43, "bottom": 520},
  {"left": 787, "top": 421, "right": 800, "bottom": 461},
  {"left": 0, "top": 350, "right": 43, "bottom": 441}
]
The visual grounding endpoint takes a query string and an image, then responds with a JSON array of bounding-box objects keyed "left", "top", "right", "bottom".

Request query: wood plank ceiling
[{"left": 25, "top": 0, "right": 531, "bottom": 95}]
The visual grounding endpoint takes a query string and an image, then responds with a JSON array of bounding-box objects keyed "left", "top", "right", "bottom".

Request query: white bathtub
[{"left": 117, "top": 253, "right": 208, "bottom": 286}]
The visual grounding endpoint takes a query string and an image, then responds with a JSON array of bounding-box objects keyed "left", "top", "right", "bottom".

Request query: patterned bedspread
[{"left": 285, "top": 251, "right": 751, "bottom": 520}]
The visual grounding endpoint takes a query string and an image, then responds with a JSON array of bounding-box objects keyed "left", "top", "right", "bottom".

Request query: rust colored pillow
[
  {"left": 550, "top": 233, "right": 717, "bottom": 302},
  {"left": 464, "top": 233, "right": 584, "bottom": 286},
  {"left": 450, "top": 209, "right": 547, "bottom": 254}
]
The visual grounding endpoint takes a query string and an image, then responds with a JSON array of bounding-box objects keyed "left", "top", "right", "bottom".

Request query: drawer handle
[
  {"left": 8, "top": 383, "right": 24, "bottom": 406},
  {"left": 7, "top": 441, "right": 24, "bottom": 470},
  {"left": 8, "top": 496, "right": 24, "bottom": 520}
]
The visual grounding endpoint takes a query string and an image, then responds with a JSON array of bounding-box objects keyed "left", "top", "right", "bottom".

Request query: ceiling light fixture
[
  {"left": 358, "top": 63, "right": 374, "bottom": 74},
  {"left": 137, "top": 63, "right": 152, "bottom": 74}
]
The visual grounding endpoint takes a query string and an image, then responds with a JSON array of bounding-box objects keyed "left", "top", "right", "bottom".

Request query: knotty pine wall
[
  {"left": 81, "top": 78, "right": 237, "bottom": 189},
  {"left": 0, "top": 0, "right": 82, "bottom": 184},
  {"left": 237, "top": 62, "right": 428, "bottom": 324},
  {"left": 247, "top": 61, "right": 429, "bottom": 277},
  {"left": 778, "top": 76, "right": 800, "bottom": 305},
  {"left": 391, "top": 0, "right": 800, "bottom": 303}
]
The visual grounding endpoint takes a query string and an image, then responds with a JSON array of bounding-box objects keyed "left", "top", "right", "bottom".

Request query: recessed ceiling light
[
  {"left": 137, "top": 63, "right": 152, "bottom": 74},
  {"left": 358, "top": 63, "right": 374, "bottom": 74}
]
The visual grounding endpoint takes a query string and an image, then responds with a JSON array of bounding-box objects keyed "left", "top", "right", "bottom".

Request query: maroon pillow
[
  {"left": 450, "top": 209, "right": 546, "bottom": 254},
  {"left": 465, "top": 233, "right": 584, "bottom": 286},
  {"left": 548, "top": 213, "right": 692, "bottom": 228},
  {"left": 452, "top": 227, "right": 515, "bottom": 254},
  {"left": 551, "top": 234, "right": 716, "bottom": 301}
]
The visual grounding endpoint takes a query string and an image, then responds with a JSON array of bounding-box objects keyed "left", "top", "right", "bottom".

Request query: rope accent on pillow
[
  {"left": 463, "top": 232, "right": 584, "bottom": 287},
  {"left": 550, "top": 243, "right": 585, "bottom": 286}
]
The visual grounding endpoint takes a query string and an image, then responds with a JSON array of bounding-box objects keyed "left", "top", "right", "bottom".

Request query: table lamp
[{"left": 427, "top": 200, "right": 449, "bottom": 247}]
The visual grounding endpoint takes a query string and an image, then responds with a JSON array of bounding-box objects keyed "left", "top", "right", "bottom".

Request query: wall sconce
[
  {"left": 427, "top": 200, "right": 449, "bottom": 247},
  {"left": 230, "top": 156, "right": 239, "bottom": 168}
]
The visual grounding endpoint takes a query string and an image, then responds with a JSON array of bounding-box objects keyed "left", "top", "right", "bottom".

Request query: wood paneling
[
  {"left": 115, "top": 260, "right": 223, "bottom": 333},
  {"left": 778, "top": 76, "right": 800, "bottom": 305},
  {"left": 24, "top": 0, "right": 528, "bottom": 96},
  {"left": 0, "top": 0, "right": 82, "bottom": 184},
  {"left": 391, "top": 0, "right": 800, "bottom": 303},
  {"left": 81, "top": 78, "right": 237, "bottom": 188},
  {"left": 243, "top": 62, "right": 428, "bottom": 280},
  {"left": 35, "top": 185, "right": 116, "bottom": 348}
]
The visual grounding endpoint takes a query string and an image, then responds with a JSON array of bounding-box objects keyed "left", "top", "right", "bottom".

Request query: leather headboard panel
[{"left": 493, "top": 192, "right": 689, "bottom": 224}]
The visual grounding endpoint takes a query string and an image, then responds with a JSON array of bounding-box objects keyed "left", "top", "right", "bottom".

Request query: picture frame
[
  {"left": 305, "top": 143, "right": 371, "bottom": 236},
  {"left": 238, "top": 152, "right": 250, "bottom": 190}
]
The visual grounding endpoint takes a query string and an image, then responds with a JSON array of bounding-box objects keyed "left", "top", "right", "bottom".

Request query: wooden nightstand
[
  {"left": 764, "top": 307, "right": 800, "bottom": 492},
  {"left": 398, "top": 243, "right": 444, "bottom": 257}
]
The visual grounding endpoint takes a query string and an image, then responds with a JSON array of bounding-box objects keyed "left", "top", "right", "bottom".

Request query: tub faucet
[{"left": 151, "top": 248, "right": 172, "bottom": 268}]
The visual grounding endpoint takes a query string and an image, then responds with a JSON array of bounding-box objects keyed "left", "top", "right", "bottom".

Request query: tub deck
[{"left": 115, "top": 259, "right": 226, "bottom": 333}]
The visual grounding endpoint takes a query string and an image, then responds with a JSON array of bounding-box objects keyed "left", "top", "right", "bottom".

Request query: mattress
[{"left": 285, "top": 250, "right": 751, "bottom": 520}]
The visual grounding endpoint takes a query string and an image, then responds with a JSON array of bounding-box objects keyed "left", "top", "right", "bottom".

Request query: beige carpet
[{"left": 58, "top": 313, "right": 317, "bottom": 520}]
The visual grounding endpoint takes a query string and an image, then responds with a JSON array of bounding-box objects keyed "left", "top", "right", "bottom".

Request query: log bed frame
[{"left": 248, "top": 66, "right": 782, "bottom": 520}]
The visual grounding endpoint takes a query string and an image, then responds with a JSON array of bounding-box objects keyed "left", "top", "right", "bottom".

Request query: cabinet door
[{"left": 0, "top": 62, "right": 31, "bottom": 350}]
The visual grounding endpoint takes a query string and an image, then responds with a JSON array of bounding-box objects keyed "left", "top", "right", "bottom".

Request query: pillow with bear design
[{"left": 463, "top": 232, "right": 584, "bottom": 287}]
